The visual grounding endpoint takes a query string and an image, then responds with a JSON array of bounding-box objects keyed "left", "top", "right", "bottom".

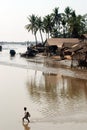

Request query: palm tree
[
  {"left": 36, "top": 17, "right": 44, "bottom": 44},
  {"left": 68, "top": 11, "right": 87, "bottom": 37},
  {"left": 51, "top": 7, "right": 61, "bottom": 36},
  {"left": 64, "top": 6, "right": 72, "bottom": 19},
  {"left": 64, "top": 6, "right": 73, "bottom": 37},
  {"left": 52, "top": 7, "right": 61, "bottom": 25},
  {"left": 61, "top": 18, "right": 67, "bottom": 37},
  {"left": 25, "top": 14, "right": 38, "bottom": 46},
  {"left": 80, "top": 14, "right": 87, "bottom": 34},
  {"left": 51, "top": 28, "right": 59, "bottom": 38},
  {"left": 43, "top": 14, "right": 53, "bottom": 39}
]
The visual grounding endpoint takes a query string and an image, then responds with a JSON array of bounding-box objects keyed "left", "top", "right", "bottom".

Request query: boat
[
  {"left": 10, "top": 49, "right": 16, "bottom": 56},
  {"left": 20, "top": 47, "right": 38, "bottom": 58}
]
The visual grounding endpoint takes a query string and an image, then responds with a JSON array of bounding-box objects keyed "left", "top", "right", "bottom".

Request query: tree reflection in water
[{"left": 26, "top": 70, "right": 87, "bottom": 118}]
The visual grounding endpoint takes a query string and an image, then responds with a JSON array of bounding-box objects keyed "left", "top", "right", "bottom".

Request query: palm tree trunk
[
  {"left": 48, "top": 32, "right": 50, "bottom": 39},
  {"left": 39, "top": 30, "right": 43, "bottom": 44},
  {"left": 35, "top": 33, "right": 37, "bottom": 47}
]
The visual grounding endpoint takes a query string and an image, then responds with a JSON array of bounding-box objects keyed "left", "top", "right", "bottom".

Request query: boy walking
[{"left": 22, "top": 107, "right": 30, "bottom": 123}]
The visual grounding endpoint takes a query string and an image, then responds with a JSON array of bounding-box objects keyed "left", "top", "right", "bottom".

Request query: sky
[{"left": 0, "top": 0, "right": 87, "bottom": 42}]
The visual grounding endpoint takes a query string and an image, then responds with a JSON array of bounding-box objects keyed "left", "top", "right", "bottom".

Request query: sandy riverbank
[{"left": 1, "top": 53, "right": 87, "bottom": 80}]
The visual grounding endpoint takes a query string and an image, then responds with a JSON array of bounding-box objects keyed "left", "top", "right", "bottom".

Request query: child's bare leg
[{"left": 28, "top": 118, "right": 30, "bottom": 123}]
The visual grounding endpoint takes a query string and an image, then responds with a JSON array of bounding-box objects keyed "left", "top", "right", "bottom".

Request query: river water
[{"left": 0, "top": 44, "right": 87, "bottom": 130}]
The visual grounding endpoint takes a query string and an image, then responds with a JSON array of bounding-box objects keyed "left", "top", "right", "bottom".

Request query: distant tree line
[{"left": 25, "top": 6, "right": 87, "bottom": 44}]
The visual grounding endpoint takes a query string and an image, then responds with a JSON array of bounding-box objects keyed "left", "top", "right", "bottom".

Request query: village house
[
  {"left": 69, "top": 34, "right": 87, "bottom": 68},
  {"left": 45, "top": 35, "right": 87, "bottom": 68},
  {"left": 46, "top": 38, "right": 80, "bottom": 48},
  {"left": 80, "top": 34, "right": 87, "bottom": 42},
  {"left": 45, "top": 38, "right": 80, "bottom": 57}
]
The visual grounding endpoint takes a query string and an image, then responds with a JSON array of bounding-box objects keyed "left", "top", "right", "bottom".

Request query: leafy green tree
[
  {"left": 25, "top": 6, "right": 87, "bottom": 40},
  {"left": 68, "top": 11, "right": 87, "bottom": 37},
  {"left": 80, "top": 14, "right": 87, "bottom": 34},
  {"left": 51, "top": 28, "right": 59, "bottom": 38}
]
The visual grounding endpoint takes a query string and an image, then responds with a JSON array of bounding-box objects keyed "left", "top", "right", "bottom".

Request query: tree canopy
[{"left": 25, "top": 6, "right": 87, "bottom": 43}]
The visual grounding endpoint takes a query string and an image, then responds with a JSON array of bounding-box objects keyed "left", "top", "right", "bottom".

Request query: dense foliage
[{"left": 25, "top": 6, "right": 87, "bottom": 43}]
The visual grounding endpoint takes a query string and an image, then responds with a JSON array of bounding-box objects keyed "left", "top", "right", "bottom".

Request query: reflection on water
[
  {"left": 22, "top": 123, "right": 30, "bottom": 130},
  {"left": 0, "top": 44, "right": 87, "bottom": 130},
  {"left": 26, "top": 71, "right": 87, "bottom": 122}
]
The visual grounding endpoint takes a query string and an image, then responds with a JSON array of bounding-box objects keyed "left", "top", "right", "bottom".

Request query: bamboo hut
[{"left": 45, "top": 38, "right": 80, "bottom": 56}]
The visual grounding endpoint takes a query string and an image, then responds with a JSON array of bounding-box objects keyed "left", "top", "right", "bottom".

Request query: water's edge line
[{"left": 0, "top": 61, "right": 87, "bottom": 80}]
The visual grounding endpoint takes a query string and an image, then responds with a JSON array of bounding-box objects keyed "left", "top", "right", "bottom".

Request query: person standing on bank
[{"left": 22, "top": 107, "right": 31, "bottom": 123}]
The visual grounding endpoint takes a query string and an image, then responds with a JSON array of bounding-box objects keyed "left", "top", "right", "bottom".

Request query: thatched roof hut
[
  {"left": 80, "top": 34, "right": 87, "bottom": 39},
  {"left": 72, "top": 52, "right": 86, "bottom": 60},
  {"left": 71, "top": 40, "right": 87, "bottom": 62},
  {"left": 69, "top": 41, "right": 87, "bottom": 53},
  {"left": 46, "top": 38, "right": 80, "bottom": 48}
]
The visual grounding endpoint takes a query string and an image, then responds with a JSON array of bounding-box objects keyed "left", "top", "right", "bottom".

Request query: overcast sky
[{"left": 0, "top": 0, "right": 87, "bottom": 42}]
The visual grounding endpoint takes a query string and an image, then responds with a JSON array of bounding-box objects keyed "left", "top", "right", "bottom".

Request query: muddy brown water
[
  {"left": 0, "top": 63, "right": 87, "bottom": 130},
  {"left": 0, "top": 45, "right": 87, "bottom": 130}
]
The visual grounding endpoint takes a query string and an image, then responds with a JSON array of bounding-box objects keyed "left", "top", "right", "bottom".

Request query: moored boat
[{"left": 20, "top": 47, "right": 38, "bottom": 58}]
